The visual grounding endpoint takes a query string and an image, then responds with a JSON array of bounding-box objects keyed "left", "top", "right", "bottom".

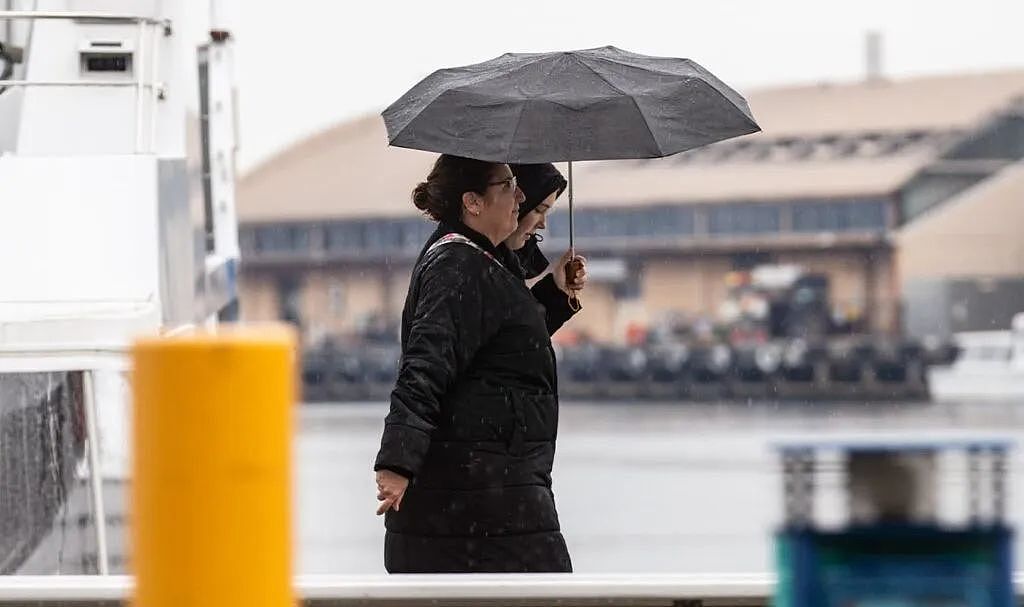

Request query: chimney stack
[{"left": 865, "top": 30, "right": 884, "bottom": 83}]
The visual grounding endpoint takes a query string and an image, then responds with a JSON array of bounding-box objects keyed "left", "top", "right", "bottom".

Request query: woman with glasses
[
  {"left": 374, "top": 154, "right": 575, "bottom": 573},
  {"left": 412, "top": 163, "right": 587, "bottom": 335}
]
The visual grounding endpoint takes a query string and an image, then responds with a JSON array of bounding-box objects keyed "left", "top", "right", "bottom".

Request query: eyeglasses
[{"left": 487, "top": 175, "right": 517, "bottom": 192}]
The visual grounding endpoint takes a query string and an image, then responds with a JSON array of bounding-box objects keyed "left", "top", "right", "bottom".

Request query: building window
[
  {"left": 253, "top": 225, "right": 310, "bottom": 253},
  {"left": 708, "top": 204, "right": 781, "bottom": 236},
  {"left": 362, "top": 221, "right": 390, "bottom": 251},
  {"left": 792, "top": 200, "right": 887, "bottom": 232},
  {"left": 325, "top": 223, "right": 364, "bottom": 252},
  {"left": 239, "top": 228, "right": 258, "bottom": 255},
  {"left": 398, "top": 218, "right": 433, "bottom": 251},
  {"left": 363, "top": 219, "right": 414, "bottom": 252},
  {"left": 546, "top": 206, "right": 695, "bottom": 240}
]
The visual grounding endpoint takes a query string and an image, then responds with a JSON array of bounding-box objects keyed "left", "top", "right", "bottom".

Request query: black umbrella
[{"left": 383, "top": 46, "right": 760, "bottom": 302}]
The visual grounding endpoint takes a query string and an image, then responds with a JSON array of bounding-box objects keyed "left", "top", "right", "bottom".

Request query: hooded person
[{"left": 506, "top": 163, "right": 568, "bottom": 279}]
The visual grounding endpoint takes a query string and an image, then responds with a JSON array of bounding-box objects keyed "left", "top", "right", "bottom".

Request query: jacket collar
[{"left": 432, "top": 220, "right": 524, "bottom": 279}]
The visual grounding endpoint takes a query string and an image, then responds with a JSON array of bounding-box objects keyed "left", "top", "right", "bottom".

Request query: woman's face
[
  {"left": 473, "top": 164, "right": 525, "bottom": 244},
  {"left": 506, "top": 191, "right": 558, "bottom": 251}
]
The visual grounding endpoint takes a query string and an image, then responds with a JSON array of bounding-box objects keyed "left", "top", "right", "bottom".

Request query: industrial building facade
[{"left": 236, "top": 71, "right": 1024, "bottom": 346}]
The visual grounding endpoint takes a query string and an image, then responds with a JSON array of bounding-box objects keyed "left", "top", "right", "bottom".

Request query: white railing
[
  {"left": 0, "top": 11, "right": 167, "bottom": 25},
  {"left": 0, "top": 574, "right": 773, "bottom": 606},
  {"left": 0, "top": 10, "right": 169, "bottom": 152},
  {"left": 0, "top": 573, "right": 1021, "bottom": 606}
]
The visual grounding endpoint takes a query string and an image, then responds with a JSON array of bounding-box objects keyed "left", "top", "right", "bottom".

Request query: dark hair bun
[{"left": 412, "top": 181, "right": 446, "bottom": 221}]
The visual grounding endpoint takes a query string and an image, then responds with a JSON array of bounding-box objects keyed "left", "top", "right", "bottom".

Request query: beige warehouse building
[{"left": 236, "top": 70, "right": 1024, "bottom": 347}]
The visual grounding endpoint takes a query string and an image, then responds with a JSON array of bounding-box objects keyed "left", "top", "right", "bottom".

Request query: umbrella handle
[{"left": 564, "top": 257, "right": 584, "bottom": 312}]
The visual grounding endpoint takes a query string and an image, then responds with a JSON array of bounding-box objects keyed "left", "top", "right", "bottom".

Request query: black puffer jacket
[
  {"left": 374, "top": 222, "right": 571, "bottom": 573},
  {"left": 416, "top": 223, "right": 578, "bottom": 335}
]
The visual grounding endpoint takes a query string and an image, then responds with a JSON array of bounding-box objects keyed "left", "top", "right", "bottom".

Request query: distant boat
[{"left": 928, "top": 312, "right": 1024, "bottom": 402}]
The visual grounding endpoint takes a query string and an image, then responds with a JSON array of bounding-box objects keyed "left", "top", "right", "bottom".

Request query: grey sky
[{"left": 233, "top": 0, "right": 1024, "bottom": 174}]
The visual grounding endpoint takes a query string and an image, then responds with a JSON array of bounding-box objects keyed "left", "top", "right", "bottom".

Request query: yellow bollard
[{"left": 131, "top": 325, "right": 297, "bottom": 607}]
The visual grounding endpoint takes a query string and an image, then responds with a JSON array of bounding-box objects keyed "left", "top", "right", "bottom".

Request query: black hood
[{"left": 510, "top": 163, "right": 567, "bottom": 219}]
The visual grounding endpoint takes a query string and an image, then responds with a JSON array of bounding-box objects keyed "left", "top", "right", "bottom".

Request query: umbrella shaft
[{"left": 568, "top": 161, "right": 574, "bottom": 256}]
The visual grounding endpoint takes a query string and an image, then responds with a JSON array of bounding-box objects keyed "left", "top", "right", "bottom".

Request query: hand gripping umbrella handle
[{"left": 565, "top": 258, "right": 583, "bottom": 312}]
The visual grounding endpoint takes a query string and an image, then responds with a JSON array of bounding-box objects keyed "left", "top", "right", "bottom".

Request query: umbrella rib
[
  {"left": 586, "top": 53, "right": 754, "bottom": 116},
  {"left": 442, "top": 53, "right": 554, "bottom": 99},
  {"left": 582, "top": 54, "right": 696, "bottom": 80},
  {"left": 502, "top": 56, "right": 563, "bottom": 161},
  {"left": 621, "top": 94, "right": 665, "bottom": 157},
  {"left": 570, "top": 53, "right": 629, "bottom": 97},
  {"left": 505, "top": 100, "right": 530, "bottom": 163},
  {"left": 578, "top": 54, "right": 760, "bottom": 141},
  {"left": 386, "top": 53, "right": 554, "bottom": 138},
  {"left": 571, "top": 54, "right": 664, "bottom": 156},
  {"left": 654, "top": 78, "right": 762, "bottom": 151}
]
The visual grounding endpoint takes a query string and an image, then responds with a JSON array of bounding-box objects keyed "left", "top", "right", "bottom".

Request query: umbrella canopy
[{"left": 382, "top": 45, "right": 760, "bottom": 163}]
